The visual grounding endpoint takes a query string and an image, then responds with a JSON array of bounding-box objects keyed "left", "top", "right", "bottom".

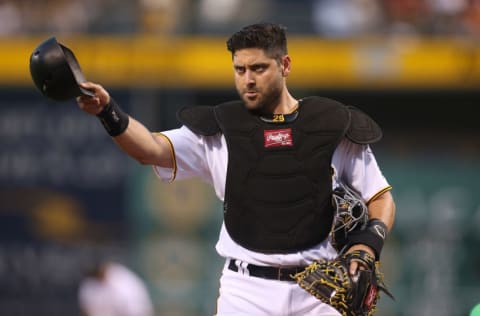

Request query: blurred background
[{"left": 0, "top": 0, "right": 479, "bottom": 315}]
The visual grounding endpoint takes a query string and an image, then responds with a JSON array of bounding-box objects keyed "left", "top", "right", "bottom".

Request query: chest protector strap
[{"left": 177, "top": 97, "right": 381, "bottom": 253}]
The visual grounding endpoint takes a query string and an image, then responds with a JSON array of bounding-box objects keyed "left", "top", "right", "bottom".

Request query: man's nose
[
  {"left": 245, "top": 71, "right": 256, "bottom": 87},
  {"left": 246, "top": 70, "right": 255, "bottom": 84}
]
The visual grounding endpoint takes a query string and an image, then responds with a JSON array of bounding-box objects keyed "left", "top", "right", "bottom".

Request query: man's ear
[{"left": 281, "top": 55, "right": 292, "bottom": 77}]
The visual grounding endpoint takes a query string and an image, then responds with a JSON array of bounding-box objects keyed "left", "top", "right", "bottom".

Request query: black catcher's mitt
[{"left": 292, "top": 250, "right": 393, "bottom": 316}]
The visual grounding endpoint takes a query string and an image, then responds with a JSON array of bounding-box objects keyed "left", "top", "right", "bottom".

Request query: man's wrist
[
  {"left": 346, "top": 218, "right": 388, "bottom": 260},
  {"left": 346, "top": 244, "right": 375, "bottom": 259},
  {"left": 96, "top": 98, "right": 129, "bottom": 137},
  {"left": 96, "top": 96, "right": 111, "bottom": 115}
]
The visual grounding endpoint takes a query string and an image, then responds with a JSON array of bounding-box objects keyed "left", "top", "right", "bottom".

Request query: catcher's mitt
[{"left": 292, "top": 250, "right": 393, "bottom": 316}]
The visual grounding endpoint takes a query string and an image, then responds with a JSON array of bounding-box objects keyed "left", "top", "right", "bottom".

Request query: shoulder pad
[
  {"left": 176, "top": 105, "right": 220, "bottom": 136},
  {"left": 214, "top": 100, "right": 256, "bottom": 132},
  {"left": 345, "top": 106, "right": 382, "bottom": 144}
]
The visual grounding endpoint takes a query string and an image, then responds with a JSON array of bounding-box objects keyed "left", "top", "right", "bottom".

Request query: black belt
[{"left": 227, "top": 259, "right": 306, "bottom": 281}]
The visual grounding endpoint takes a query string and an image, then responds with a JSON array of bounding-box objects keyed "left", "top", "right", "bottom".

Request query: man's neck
[{"left": 267, "top": 91, "right": 297, "bottom": 115}]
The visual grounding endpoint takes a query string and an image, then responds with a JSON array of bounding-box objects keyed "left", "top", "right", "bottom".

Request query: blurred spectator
[
  {"left": 16, "top": 0, "right": 89, "bottom": 34},
  {"left": 86, "top": 0, "right": 138, "bottom": 33},
  {"left": 312, "top": 0, "right": 384, "bottom": 38},
  {"left": 2, "top": 0, "right": 480, "bottom": 37},
  {"left": 48, "top": 0, "right": 90, "bottom": 34},
  {"left": 273, "top": 0, "right": 318, "bottom": 34},
  {"left": 139, "top": 0, "right": 192, "bottom": 34},
  {"left": 461, "top": 0, "right": 480, "bottom": 36},
  {"left": 382, "top": 0, "right": 429, "bottom": 36},
  {"left": 78, "top": 261, "right": 154, "bottom": 316},
  {"left": 5, "top": 0, "right": 137, "bottom": 34},
  {"left": 0, "top": 0, "right": 22, "bottom": 35},
  {"left": 426, "top": 0, "right": 467, "bottom": 35},
  {"left": 195, "top": 0, "right": 272, "bottom": 34},
  {"left": 199, "top": 0, "right": 240, "bottom": 26}
]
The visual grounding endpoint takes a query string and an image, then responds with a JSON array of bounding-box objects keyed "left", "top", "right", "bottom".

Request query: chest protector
[{"left": 177, "top": 97, "right": 382, "bottom": 253}]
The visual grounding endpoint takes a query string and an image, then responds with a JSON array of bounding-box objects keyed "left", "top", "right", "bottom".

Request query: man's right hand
[{"left": 76, "top": 82, "right": 111, "bottom": 115}]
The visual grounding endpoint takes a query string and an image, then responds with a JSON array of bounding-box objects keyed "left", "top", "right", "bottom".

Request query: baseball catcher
[
  {"left": 293, "top": 183, "right": 394, "bottom": 316},
  {"left": 31, "top": 23, "right": 397, "bottom": 315}
]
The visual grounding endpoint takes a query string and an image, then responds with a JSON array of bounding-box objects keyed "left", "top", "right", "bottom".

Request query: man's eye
[{"left": 235, "top": 67, "right": 245, "bottom": 74}]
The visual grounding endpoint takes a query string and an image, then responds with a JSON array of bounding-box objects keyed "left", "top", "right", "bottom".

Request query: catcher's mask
[
  {"left": 29, "top": 37, "right": 94, "bottom": 101},
  {"left": 331, "top": 182, "right": 368, "bottom": 234}
]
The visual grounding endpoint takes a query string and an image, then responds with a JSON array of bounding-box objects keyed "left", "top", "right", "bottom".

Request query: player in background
[{"left": 78, "top": 260, "right": 154, "bottom": 316}]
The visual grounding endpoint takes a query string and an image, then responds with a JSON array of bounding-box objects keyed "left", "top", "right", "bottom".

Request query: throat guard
[{"left": 177, "top": 97, "right": 382, "bottom": 253}]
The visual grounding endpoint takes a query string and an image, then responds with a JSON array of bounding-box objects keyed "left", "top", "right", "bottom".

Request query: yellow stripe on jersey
[
  {"left": 366, "top": 186, "right": 392, "bottom": 205},
  {"left": 153, "top": 132, "right": 177, "bottom": 182}
]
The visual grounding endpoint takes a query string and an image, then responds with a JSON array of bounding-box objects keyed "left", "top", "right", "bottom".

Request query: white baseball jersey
[{"left": 153, "top": 125, "right": 391, "bottom": 266}]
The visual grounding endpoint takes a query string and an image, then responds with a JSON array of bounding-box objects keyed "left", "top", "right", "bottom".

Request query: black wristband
[
  {"left": 346, "top": 219, "right": 388, "bottom": 260},
  {"left": 96, "top": 98, "right": 129, "bottom": 136}
]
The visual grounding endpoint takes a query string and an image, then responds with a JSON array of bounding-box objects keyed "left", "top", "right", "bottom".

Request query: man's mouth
[{"left": 245, "top": 91, "right": 258, "bottom": 99}]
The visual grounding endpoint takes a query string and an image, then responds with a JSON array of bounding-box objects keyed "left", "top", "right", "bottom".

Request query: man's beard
[{"left": 239, "top": 83, "right": 283, "bottom": 114}]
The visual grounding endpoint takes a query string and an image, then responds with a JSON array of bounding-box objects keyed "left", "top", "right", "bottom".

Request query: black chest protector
[{"left": 177, "top": 97, "right": 382, "bottom": 253}]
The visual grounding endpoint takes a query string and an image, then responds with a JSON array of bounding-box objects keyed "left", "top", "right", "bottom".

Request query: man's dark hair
[{"left": 226, "top": 23, "right": 288, "bottom": 62}]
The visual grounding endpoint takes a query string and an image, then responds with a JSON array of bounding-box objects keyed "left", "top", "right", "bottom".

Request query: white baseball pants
[{"left": 215, "top": 261, "right": 341, "bottom": 316}]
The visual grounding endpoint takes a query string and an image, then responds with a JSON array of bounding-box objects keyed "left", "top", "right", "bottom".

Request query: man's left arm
[
  {"left": 367, "top": 190, "right": 395, "bottom": 232},
  {"left": 347, "top": 190, "right": 395, "bottom": 274}
]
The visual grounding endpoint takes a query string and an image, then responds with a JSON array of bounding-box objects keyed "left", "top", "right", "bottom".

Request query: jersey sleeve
[
  {"left": 152, "top": 125, "right": 212, "bottom": 183},
  {"left": 332, "top": 138, "right": 391, "bottom": 203}
]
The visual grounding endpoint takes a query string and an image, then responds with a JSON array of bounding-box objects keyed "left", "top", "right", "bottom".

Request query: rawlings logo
[
  {"left": 264, "top": 128, "right": 293, "bottom": 148},
  {"left": 364, "top": 285, "right": 378, "bottom": 308}
]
